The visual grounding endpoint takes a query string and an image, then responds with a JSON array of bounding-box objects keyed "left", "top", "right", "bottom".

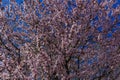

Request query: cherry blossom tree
[{"left": 0, "top": 0, "right": 120, "bottom": 80}]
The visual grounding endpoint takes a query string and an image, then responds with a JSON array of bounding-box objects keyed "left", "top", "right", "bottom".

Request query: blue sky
[{"left": 2, "top": 0, "right": 24, "bottom": 5}]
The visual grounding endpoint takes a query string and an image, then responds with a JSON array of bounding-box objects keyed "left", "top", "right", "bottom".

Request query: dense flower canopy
[{"left": 0, "top": 0, "right": 120, "bottom": 80}]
